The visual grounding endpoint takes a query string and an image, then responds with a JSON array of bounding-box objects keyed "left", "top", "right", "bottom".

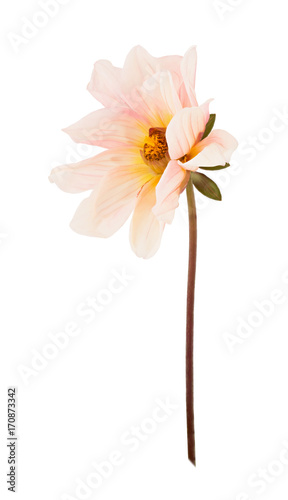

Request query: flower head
[{"left": 50, "top": 46, "right": 237, "bottom": 258}]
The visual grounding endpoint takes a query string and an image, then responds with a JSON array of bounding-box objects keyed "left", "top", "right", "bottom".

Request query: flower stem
[{"left": 186, "top": 176, "right": 197, "bottom": 466}]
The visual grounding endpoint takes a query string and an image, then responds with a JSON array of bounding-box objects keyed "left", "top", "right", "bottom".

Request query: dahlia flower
[
  {"left": 50, "top": 46, "right": 237, "bottom": 258},
  {"left": 50, "top": 46, "right": 238, "bottom": 466}
]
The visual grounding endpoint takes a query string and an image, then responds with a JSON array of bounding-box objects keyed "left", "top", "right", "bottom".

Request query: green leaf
[
  {"left": 201, "top": 114, "right": 216, "bottom": 140},
  {"left": 199, "top": 163, "right": 230, "bottom": 171},
  {"left": 191, "top": 172, "right": 222, "bottom": 201}
]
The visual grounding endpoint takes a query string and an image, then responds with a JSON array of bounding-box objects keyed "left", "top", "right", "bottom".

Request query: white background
[{"left": 1, "top": 1, "right": 288, "bottom": 499}]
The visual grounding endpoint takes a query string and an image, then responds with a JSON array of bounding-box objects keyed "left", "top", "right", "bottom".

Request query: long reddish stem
[{"left": 186, "top": 176, "right": 197, "bottom": 466}]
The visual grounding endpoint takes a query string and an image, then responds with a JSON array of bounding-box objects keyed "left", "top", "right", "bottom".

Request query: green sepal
[
  {"left": 201, "top": 114, "right": 216, "bottom": 140},
  {"left": 191, "top": 172, "right": 222, "bottom": 201},
  {"left": 199, "top": 163, "right": 230, "bottom": 171}
]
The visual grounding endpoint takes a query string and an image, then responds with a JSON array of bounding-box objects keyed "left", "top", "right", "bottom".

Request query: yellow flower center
[{"left": 143, "top": 128, "right": 168, "bottom": 162}]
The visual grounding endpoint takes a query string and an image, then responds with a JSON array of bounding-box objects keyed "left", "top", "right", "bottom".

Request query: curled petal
[
  {"left": 87, "top": 60, "right": 123, "bottom": 107},
  {"left": 130, "top": 177, "right": 164, "bottom": 259},
  {"left": 166, "top": 106, "right": 208, "bottom": 160},
  {"left": 70, "top": 165, "right": 154, "bottom": 238},
  {"left": 182, "top": 129, "right": 238, "bottom": 170},
  {"left": 49, "top": 148, "right": 142, "bottom": 193},
  {"left": 63, "top": 108, "right": 146, "bottom": 149},
  {"left": 153, "top": 160, "right": 190, "bottom": 223}
]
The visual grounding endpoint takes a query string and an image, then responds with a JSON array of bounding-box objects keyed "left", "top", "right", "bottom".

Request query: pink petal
[
  {"left": 121, "top": 46, "right": 160, "bottom": 95},
  {"left": 70, "top": 165, "right": 154, "bottom": 238},
  {"left": 63, "top": 108, "right": 146, "bottom": 149},
  {"left": 130, "top": 177, "right": 165, "bottom": 259},
  {"left": 127, "top": 71, "right": 182, "bottom": 127},
  {"left": 49, "top": 147, "right": 142, "bottom": 193},
  {"left": 87, "top": 60, "right": 123, "bottom": 107},
  {"left": 121, "top": 45, "right": 182, "bottom": 95},
  {"left": 153, "top": 160, "right": 190, "bottom": 223},
  {"left": 166, "top": 105, "right": 208, "bottom": 160},
  {"left": 178, "top": 82, "right": 192, "bottom": 108},
  {"left": 182, "top": 129, "right": 238, "bottom": 170},
  {"left": 122, "top": 46, "right": 189, "bottom": 113},
  {"left": 158, "top": 54, "right": 183, "bottom": 90},
  {"left": 181, "top": 46, "right": 198, "bottom": 107},
  {"left": 201, "top": 98, "right": 214, "bottom": 123}
]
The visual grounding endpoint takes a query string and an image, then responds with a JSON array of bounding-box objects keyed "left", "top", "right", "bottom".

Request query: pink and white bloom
[{"left": 50, "top": 46, "right": 237, "bottom": 258}]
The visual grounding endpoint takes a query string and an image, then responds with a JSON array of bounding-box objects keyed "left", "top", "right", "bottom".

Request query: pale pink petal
[
  {"left": 63, "top": 108, "right": 146, "bottom": 149},
  {"left": 201, "top": 98, "right": 214, "bottom": 123},
  {"left": 181, "top": 46, "right": 198, "bottom": 107},
  {"left": 121, "top": 46, "right": 160, "bottom": 95},
  {"left": 178, "top": 82, "right": 192, "bottom": 108},
  {"left": 121, "top": 46, "right": 182, "bottom": 95},
  {"left": 70, "top": 165, "right": 154, "bottom": 238},
  {"left": 87, "top": 60, "right": 123, "bottom": 107},
  {"left": 49, "top": 147, "right": 142, "bottom": 193},
  {"left": 130, "top": 177, "right": 165, "bottom": 259},
  {"left": 153, "top": 160, "right": 190, "bottom": 223},
  {"left": 166, "top": 106, "right": 208, "bottom": 160},
  {"left": 157, "top": 54, "right": 183, "bottom": 90},
  {"left": 122, "top": 46, "right": 186, "bottom": 114},
  {"left": 127, "top": 71, "right": 182, "bottom": 127},
  {"left": 181, "top": 129, "right": 238, "bottom": 170}
]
